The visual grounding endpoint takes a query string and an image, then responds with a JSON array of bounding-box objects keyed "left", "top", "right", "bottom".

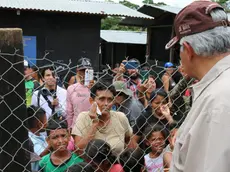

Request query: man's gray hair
[{"left": 180, "top": 9, "right": 230, "bottom": 57}]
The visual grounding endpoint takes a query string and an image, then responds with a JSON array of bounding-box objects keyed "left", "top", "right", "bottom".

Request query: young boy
[
  {"left": 163, "top": 123, "right": 179, "bottom": 169},
  {"left": 144, "top": 125, "right": 168, "bottom": 172},
  {"left": 39, "top": 116, "right": 83, "bottom": 172},
  {"left": 27, "top": 105, "right": 50, "bottom": 171}
]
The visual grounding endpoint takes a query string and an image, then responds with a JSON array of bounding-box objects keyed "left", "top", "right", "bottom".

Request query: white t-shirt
[{"left": 144, "top": 153, "right": 164, "bottom": 172}]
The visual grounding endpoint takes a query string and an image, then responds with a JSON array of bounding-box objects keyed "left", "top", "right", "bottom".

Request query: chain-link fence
[{"left": 0, "top": 29, "right": 194, "bottom": 172}]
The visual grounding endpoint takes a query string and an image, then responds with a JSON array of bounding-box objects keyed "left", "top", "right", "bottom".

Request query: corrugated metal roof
[
  {"left": 120, "top": 5, "right": 181, "bottom": 26},
  {"left": 101, "top": 30, "right": 147, "bottom": 44},
  {"left": 145, "top": 5, "right": 182, "bottom": 14},
  {"left": 0, "top": 0, "right": 153, "bottom": 19}
]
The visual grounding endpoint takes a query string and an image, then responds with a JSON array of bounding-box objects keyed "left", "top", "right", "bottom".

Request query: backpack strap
[
  {"left": 37, "top": 89, "right": 56, "bottom": 114},
  {"left": 37, "top": 90, "right": 42, "bottom": 107},
  {"left": 42, "top": 94, "right": 54, "bottom": 113}
]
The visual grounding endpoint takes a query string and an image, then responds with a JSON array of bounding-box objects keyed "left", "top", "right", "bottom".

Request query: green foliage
[
  {"left": 142, "top": 0, "right": 153, "bottom": 4},
  {"left": 142, "top": 0, "right": 166, "bottom": 6},
  {"left": 101, "top": 17, "right": 142, "bottom": 31},
  {"left": 101, "top": 0, "right": 142, "bottom": 31},
  {"left": 101, "top": 0, "right": 166, "bottom": 31},
  {"left": 212, "top": 0, "right": 230, "bottom": 12},
  {"left": 119, "top": 0, "right": 140, "bottom": 9},
  {"left": 213, "top": 0, "right": 229, "bottom": 5}
]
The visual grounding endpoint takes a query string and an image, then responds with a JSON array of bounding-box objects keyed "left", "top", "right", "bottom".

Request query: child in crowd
[
  {"left": 39, "top": 116, "right": 83, "bottom": 172},
  {"left": 132, "top": 89, "right": 173, "bottom": 150},
  {"left": 66, "top": 162, "right": 94, "bottom": 172},
  {"left": 27, "top": 105, "right": 50, "bottom": 171},
  {"left": 163, "top": 123, "right": 179, "bottom": 169},
  {"left": 85, "top": 139, "right": 123, "bottom": 172},
  {"left": 119, "top": 148, "right": 145, "bottom": 172},
  {"left": 144, "top": 125, "right": 168, "bottom": 172}
]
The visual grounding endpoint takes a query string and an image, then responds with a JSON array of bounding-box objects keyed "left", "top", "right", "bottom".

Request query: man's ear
[
  {"left": 89, "top": 97, "right": 94, "bottom": 105},
  {"left": 183, "top": 42, "right": 195, "bottom": 61}
]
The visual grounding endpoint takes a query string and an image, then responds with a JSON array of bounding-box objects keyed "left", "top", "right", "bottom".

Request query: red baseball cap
[{"left": 165, "top": 0, "right": 229, "bottom": 50}]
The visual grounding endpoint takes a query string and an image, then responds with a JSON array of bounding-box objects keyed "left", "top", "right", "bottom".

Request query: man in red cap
[{"left": 166, "top": 1, "right": 230, "bottom": 172}]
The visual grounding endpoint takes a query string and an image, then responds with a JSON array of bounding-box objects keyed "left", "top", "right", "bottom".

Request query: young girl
[
  {"left": 144, "top": 125, "right": 168, "bottom": 172},
  {"left": 132, "top": 89, "right": 174, "bottom": 150}
]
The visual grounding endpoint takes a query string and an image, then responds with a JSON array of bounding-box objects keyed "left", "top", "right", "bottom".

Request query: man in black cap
[
  {"left": 66, "top": 58, "right": 94, "bottom": 129},
  {"left": 68, "top": 58, "right": 93, "bottom": 86},
  {"left": 165, "top": 1, "right": 230, "bottom": 171},
  {"left": 113, "top": 81, "right": 144, "bottom": 127}
]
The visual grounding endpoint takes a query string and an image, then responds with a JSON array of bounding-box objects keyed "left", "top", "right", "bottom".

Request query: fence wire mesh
[{"left": 0, "top": 51, "right": 194, "bottom": 172}]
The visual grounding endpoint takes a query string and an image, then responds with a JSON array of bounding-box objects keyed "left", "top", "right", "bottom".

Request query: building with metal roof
[
  {"left": 146, "top": 5, "right": 181, "bottom": 15},
  {"left": 101, "top": 30, "right": 147, "bottom": 44},
  {"left": 0, "top": 0, "right": 153, "bottom": 19},
  {"left": 120, "top": 4, "right": 181, "bottom": 26},
  {"left": 0, "top": 0, "right": 152, "bottom": 75},
  {"left": 120, "top": 4, "right": 182, "bottom": 64},
  {"left": 100, "top": 30, "right": 147, "bottom": 66},
  {"left": 121, "top": 5, "right": 230, "bottom": 65}
]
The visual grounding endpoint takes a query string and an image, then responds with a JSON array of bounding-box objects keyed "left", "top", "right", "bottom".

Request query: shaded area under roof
[
  {"left": 100, "top": 30, "right": 147, "bottom": 44},
  {"left": 0, "top": 0, "right": 153, "bottom": 19},
  {"left": 120, "top": 4, "right": 182, "bottom": 26}
]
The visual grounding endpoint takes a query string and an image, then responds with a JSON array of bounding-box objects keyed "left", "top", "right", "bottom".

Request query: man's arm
[
  {"left": 66, "top": 87, "right": 74, "bottom": 128},
  {"left": 170, "top": 77, "right": 194, "bottom": 100},
  {"left": 163, "top": 152, "right": 172, "bottom": 168},
  {"left": 113, "top": 62, "right": 126, "bottom": 82},
  {"left": 72, "top": 104, "right": 99, "bottom": 156},
  {"left": 162, "top": 75, "right": 170, "bottom": 92},
  {"left": 73, "top": 124, "right": 98, "bottom": 156},
  {"left": 130, "top": 135, "right": 141, "bottom": 148},
  {"left": 202, "top": 115, "right": 230, "bottom": 172}
]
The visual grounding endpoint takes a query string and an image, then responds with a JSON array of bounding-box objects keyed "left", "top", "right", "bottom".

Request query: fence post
[{"left": 0, "top": 28, "right": 30, "bottom": 171}]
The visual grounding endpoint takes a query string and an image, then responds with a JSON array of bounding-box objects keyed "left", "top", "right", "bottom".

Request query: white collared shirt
[
  {"left": 31, "top": 86, "right": 67, "bottom": 119},
  {"left": 170, "top": 55, "right": 230, "bottom": 172}
]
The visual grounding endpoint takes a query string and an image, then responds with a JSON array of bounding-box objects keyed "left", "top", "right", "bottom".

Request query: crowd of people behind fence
[
  {"left": 20, "top": 1, "right": 230, "bottom": 171},
  {"left": 24, "top": 55, "right": 195, "bottom": 172}
]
